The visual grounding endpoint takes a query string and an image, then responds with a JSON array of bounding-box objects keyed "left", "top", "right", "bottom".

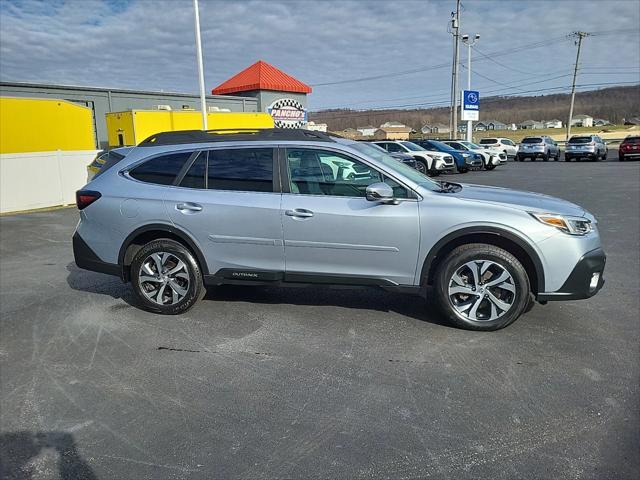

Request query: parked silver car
[
  {"left": 565, "top": 135, "right": 608, "bottom": 162},
  {"left": 516, "top": 136, "right": 561, "bottom": 161},
  {"left": 73, "top": 129, "right": 605, "bottom": 330}
]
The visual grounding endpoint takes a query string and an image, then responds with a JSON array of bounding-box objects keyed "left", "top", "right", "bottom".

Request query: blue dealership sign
[
  {"left": 463, "top": 90, "right": 479, "bottom": 110},
  {"left": 461, "top": 90, "right": 479, "bottom": 120}
]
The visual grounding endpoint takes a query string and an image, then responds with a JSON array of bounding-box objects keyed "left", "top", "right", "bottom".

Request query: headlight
[
  {"left": 529, "top": 212, "right": 593, "bottom": 235},
  {"left": 462, "top": 153, "right": 470, "bottom": 157}
]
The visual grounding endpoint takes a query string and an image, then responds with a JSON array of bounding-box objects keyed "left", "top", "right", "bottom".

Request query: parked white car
[
  {"left": 443, "top": 140, "right": 504, "bottom": 169},
  {"left": 373, "top": 141, "right": 456, "bottom": 175},
  {"left": 478, "top": 137, "right": 519, "bottom": 159}
]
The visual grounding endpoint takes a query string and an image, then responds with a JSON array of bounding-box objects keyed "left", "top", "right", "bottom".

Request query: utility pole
[
  {"left": 566, "top": 31, "right": 589, "bottom": 141},
  {"left": 193, "top": 0, "right": 208, "bottom": 130},
  {"left": 449, "top": 0, "right": 461, "bottom": 139}
]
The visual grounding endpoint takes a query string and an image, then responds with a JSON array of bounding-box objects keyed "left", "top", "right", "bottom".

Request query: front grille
[{"left": 444, "top": 155, "right": 454, "bottom": 164}]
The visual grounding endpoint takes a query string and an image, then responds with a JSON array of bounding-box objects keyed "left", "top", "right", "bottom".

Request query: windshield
[
  {"left": 479, "top": 138, "right": 497, "bottom": 144},
  {"left": 460, "top": 141, "right": 482, "bottom": 149},
  {"left": 569, "top": 136, "right": 592, "bottom": 144},
  {"left": 426, "top": 140, "right": 455, "bottom": 151},
  {"left": 400, "top": 141, "right": 426, "bottom": 152},
  {"left": 350, "top": 142, "right": 440, "bottom": 191},
  {"left": 522, "top": 137, "right": 543, "bottom": 144},
  {"left": 623, "top": 136, "right": 640, "bottom": 144}
]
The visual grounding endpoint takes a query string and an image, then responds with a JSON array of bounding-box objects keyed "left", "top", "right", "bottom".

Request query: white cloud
[{"left": 1, "top": 0, "right": 638, "bottom": 110}]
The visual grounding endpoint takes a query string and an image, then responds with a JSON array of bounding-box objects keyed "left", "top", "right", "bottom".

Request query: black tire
[
  {"left": 516, "top": 155, "right": 523, "bottom": 162},
  {"left": 542, "top": 153, "right": 549, "bottom": 162},
  {"left": 433, "top": 243, "right": 531, "bottom": 331},
  {"left": 485, "top": 163, "right": 496, "bottom": 171},
  {"left": 619, "top": 155, "right": 625, "bottom": 162},
  {"left": 457, "top": 166, "right": 469, "bottom": 174},
  {"left": 130, "top": 238, "right": 204, "bottom": 314},
  {"left": 565, "top": 155, "right": 572, "bottom": 162},
  {"left": 415, "top": 159, "right": 429, "bottom": 175}
]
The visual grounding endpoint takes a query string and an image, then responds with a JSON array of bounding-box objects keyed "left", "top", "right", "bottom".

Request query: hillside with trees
[{"left": 309, "top": 85, "right": 640, "bottom": 131}]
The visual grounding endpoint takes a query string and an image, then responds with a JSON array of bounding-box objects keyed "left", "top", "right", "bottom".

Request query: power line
[{"left": 309, "top": 34, "right": 574, "bottom": 88}]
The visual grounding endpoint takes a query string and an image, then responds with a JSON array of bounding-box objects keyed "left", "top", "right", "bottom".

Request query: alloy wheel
[
  {"left": 448, "top": 260, "right": 516, "bottom": 322},
  {"left": 138, "top": 252, "right": 190, "bottom": 305}
]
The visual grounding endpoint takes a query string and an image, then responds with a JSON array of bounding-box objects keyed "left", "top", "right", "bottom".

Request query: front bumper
[{"left": 537, "top": 247, "right": 606, "bottom": 301}]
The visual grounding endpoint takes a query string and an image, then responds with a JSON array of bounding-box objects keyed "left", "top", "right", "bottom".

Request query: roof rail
[{"left": 138, "top": 128, "right": 336, "bottom": 147}]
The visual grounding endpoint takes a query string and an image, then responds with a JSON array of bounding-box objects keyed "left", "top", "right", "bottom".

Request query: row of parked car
[
  {"left": 478, "top": 135, "right": 640, "bottom": 162},
  {"left": 366, "top": 139, "right": 505, "bottom": 176}
]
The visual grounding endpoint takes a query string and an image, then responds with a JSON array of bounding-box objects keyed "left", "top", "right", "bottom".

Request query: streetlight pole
[
  {"left": 193, "top": 0, "right": 208, "bottom": 130},
  {"left": 462, "top": 34, "right": 480, "bottom": 142}
]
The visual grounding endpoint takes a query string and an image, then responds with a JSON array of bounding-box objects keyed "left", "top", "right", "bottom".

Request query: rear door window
[
  {"left": 207, "top": 148, "right": 274, "bottom": 192},
  {"left": 179, "top": 151, "right": 207, "bottom": 189},
  {"left": 129, "top": 151, "right": 194, "bottom": 185}
]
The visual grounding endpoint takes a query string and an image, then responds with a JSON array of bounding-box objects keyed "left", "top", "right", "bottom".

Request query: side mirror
[{"left": 366, "top": 182, "right": 397, "bottom": 204}]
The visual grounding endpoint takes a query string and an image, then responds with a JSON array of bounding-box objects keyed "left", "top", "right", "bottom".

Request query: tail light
[{"left": 76, "top": 190, "right": 101, "bottom": 210}]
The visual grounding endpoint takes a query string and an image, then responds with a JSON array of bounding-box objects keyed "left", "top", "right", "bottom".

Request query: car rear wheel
[
  {"left": 434, "top": 244, "right": 531, "bottom": 330},
  {"left": 131, "top": 238, "right": 204, "bottom": 314},
  {"left": 619, "top": 155, "right": 625, "bottom": 162},
  {"left": 542, "top": 153, "right": 549, "bottom": 162}
]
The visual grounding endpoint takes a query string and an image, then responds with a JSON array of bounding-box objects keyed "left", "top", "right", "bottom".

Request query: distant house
[
  {"left": 544, "top": 119, "right": 563, "bottom": 129},
  {"left": 474, "top": 122, "right": 489, "bottom": 131},
  {"left": 373, "top": 126, "right": 412, "bottom": 140},
  {"left": 380, "top": 121, "right": 407, "bottom": 128},
  {"left": 356, "top": 125, "right": 377, "bottom": 137},
  {"left": 305, "top": 121, "right": 328, "bottom": 132},
  {"left": 336, "top": 128, "right": 362, "bottom": 140},
  {"left": 593, "top": 118, "right": 611, "bottom": 127},
  {"left": 518, "top": 120, "right": 543, "bottom": 130},
  {"left": 624, "top": 117, "right": 640, "bottom": 125},
  {"left": 570, "top": 115, "right": 593, "bottom": 127},
  {"left": 485, "top": 120, "right": 508, "bottom": 131},
  {"left": 421, "top": 123, "right": 450, "bottom": 134}
]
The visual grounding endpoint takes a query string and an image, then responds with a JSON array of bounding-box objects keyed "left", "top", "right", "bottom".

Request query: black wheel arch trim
[
  {"left": 118, "top": 223, "right": 209, "bottom": 280},
  {"left": 420, "top": 226, "right": 545, "bottom": 293}
]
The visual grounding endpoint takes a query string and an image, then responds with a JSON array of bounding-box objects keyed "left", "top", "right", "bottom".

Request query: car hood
[{"left": 452, "top": 183, "right": 587, "bottom": 217}]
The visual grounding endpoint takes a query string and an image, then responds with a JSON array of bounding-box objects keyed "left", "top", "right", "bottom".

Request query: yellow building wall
[
  {"left": 106, "top": 110, "right": 275, "bottom": 147},
  {"left": 0, "top": 97, "right": 95, "bottom": 154}
]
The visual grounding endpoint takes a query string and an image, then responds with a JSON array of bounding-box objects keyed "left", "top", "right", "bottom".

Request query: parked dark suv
[{"left": 618, "top": 136, "right": 640, "bottom": 161}]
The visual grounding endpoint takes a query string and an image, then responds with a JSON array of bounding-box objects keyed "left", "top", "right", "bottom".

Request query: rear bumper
[
  {"left": 537, "top": 248, "right": 606, "bottom": 301},
  {"left": 73, "top": 232, "right": 122, "bottom": 278}
]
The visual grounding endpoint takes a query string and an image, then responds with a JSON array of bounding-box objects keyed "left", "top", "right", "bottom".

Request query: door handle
[
  {"left": 285, "top": 209, "right": 314, "bottom": 218},
  {"left": 176, "top": 202, "right": 202, "bottom": 212}
]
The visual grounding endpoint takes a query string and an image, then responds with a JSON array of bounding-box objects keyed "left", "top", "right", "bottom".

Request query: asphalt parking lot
[{"left": 1, "top": 159, "right": 638, "bottom": 479}]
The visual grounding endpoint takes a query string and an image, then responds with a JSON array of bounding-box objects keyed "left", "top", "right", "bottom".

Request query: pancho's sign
[{"left": 268, "top": 98, "right": 307, "bottom": 128}]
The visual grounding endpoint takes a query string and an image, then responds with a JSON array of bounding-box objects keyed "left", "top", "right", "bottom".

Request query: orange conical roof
[{"left": 212, "top": 60, "right": 312, "bottom": 95}]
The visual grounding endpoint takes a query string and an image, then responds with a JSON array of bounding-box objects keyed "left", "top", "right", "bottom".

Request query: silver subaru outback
[{"left": 73, "top": 129, "right": 605, "bottom": 330}]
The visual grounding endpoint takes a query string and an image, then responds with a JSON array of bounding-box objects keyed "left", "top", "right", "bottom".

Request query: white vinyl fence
[{"left": 0, "top": 150, "right": 99, "bottom": 214}]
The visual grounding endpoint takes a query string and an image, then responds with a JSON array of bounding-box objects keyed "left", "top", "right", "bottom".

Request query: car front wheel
[
  {"left": 434, "top": 243, "right": 531, "bottom": 330},
  {"left": 130, "top": 238, "right": 204, "bottom": 314},
  {"left": 415, "top": 159, "right": 428, "bottom": 175}
]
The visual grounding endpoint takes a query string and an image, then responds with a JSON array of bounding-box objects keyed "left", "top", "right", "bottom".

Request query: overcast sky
[{"left": 1, "top": 0, "right": 639, "bottom": 111}]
